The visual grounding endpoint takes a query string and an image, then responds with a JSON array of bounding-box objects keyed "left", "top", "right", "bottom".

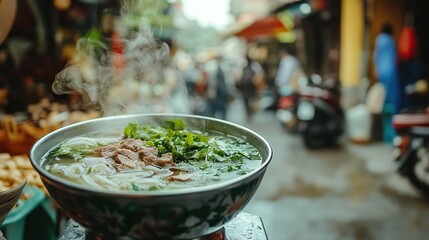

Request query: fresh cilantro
[
  {"left": 237, "top": 170, "right": 249, "bottom": 175},
  {"left": 130, "top": 182, "right": 140, "bottom": 191},
  {"left": 148, "top": 185, "right": 162, "bottom": 191},
  {"left": 50, "top": 145, "right": 94, "bottom": 161},
  {"left": 124, "top": 122, "right": 138, "bottom": 138},
  {"left": 164, "top": 119, "right": 185, "bottom": 131},
  {"left": 122, "top": 119, "right": 262, "bottom": 171}
]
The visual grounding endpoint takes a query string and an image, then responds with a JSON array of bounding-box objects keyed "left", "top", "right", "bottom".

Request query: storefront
[
  {"left": 342, "top": 0, "right": 429, "bottom": 108},
  {"left": 298, "top": 0, "right": 341, "bottom": 79}
]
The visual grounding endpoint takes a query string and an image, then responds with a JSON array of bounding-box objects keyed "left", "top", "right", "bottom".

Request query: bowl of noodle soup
[{"left": 29, "top": 114, "right": 272, "bottom": 239}]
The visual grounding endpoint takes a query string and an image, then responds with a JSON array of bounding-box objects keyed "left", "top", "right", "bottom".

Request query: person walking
[
  {"left": 275, "top": 48, "right": 301, "bottom": 90},
  {"left": 373, "top": 22, "right": 402, "bottom": 144},
  {"left": 206, "top": 55, "right": 230, "bottom": 120},
  {"left": 236, "top": 55, "right": 264, "bottom": 121}
]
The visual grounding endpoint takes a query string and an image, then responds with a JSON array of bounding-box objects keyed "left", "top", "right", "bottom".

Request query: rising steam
[{"left": 53, "top": 2, "right": 173, "bottom": 115}]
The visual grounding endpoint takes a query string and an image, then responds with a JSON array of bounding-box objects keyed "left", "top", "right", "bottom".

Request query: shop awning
[{"left": 231, "top": 15, "right": 289, "bottom": 40}]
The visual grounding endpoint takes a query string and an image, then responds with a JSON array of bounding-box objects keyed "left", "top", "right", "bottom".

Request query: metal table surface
[{"left": 58, "top": 212, "right": 268, "bottom": 240}]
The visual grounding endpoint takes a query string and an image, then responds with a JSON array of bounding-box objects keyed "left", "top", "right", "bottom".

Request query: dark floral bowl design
[{"left": 29, "top": 114, "right": 272, "bottom": 239}]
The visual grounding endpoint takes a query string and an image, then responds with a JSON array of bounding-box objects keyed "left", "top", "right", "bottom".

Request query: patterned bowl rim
[{"left": 0, "top": 179, "right": 26, "bottom": 203}]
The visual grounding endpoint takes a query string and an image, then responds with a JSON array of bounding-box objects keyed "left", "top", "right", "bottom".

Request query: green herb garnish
[
  {"left": 50, "top": 145, "right": 95, "bottom": 161},
  {"left": 123, "top": 119, "right": 261, "bottom": 170}
]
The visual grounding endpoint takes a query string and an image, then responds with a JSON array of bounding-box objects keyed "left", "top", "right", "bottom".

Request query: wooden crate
[{"left": 1, "top": 116, "right": 37, "bottom": 156}]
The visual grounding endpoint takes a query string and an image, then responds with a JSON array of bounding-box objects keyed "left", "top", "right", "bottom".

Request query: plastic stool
[{"left": 1, "top": 186, "right": 45, "bottom": 240}]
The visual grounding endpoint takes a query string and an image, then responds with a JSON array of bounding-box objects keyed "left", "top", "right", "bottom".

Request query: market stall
[{"left": 0, "top": 98, "right": 100, "bottom": 239}]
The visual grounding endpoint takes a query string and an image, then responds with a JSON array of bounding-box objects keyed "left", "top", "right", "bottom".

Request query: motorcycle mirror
[
  {"left": 298, "top": 75, "right": 308, "bottom": 86},
  {"left": 311, "top": 74, "right": 322, "bottom": 85}
]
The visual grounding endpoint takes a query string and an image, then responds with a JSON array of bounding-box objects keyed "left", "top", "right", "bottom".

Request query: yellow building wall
[{"left": 339, "top": 0, "right": 364, "bottom": 87}]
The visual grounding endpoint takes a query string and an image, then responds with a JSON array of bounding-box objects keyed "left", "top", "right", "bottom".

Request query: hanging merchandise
[{"left": 398, "top": 17, "right": 417, "bottom": 61}]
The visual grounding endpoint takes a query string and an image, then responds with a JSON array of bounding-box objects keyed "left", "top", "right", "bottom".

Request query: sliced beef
[
  {"left": 166, "top": 167, "right": 194, "bottom": 182},
  {"left": 101, "top": 144, "right": 120, "bottom": 158},
  {"left": 140, "top": 154, "right": 158, "bottom": 165},
  {"left": 114, "top": 154, "right": 142, "bottom": 170},
  {"left": 101, "top": 138, "right": 175, "bottom": 172},
  {"left": 154, "top": 153, "right": 174, "bottom": 167},
  {"left": 166, "top": 173, "right": 195, "bottom": 182},
  {"left": 138, "top": 145, "right": 158, "bottom": 158},
  {"left": 121, "top": 138, "right": 147, "bottom": 152},
  {"left": 116, "top": 148, "right": 139, "bottom": 162}
]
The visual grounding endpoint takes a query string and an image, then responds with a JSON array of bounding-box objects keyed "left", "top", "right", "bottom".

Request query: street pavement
[{"left": 225, "top": 98, "right": 429, "bottom": 240}]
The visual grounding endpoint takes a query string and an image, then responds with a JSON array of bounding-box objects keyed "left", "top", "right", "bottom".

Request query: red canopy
[{"left": 234, "top": 15, "right": 288, "bottom": 40}]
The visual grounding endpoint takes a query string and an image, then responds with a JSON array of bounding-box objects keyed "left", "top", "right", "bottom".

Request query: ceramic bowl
[
  {"left": 0, "top": 179, "right": 26, "bottom": 204},
  {"left": 0, "top": 179, "right": 26, "bottom": 226},
  {"left": 29, "top": 114, "right": 272, "bottom": 239}
]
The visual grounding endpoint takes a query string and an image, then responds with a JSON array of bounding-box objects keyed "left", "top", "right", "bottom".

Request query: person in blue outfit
[{"left": 373, "top": 23, "right": 402, "bottom": 144}]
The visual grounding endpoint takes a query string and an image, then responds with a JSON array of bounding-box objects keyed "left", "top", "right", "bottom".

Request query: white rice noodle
[
  {"left": 108, "top": 171, "right": 154, "bottom": 179},
  {"left": 82, "top": 175, "right": 101, "bottom": 188},
  {"left": 92, "top": 175, "right": 118, "bottom": 188},
  {"left": 133, "top": 178, "right": 162, "bottom": 185},
  {"left": 91, "top": 163, "right": 116, "bottom": 175},
  {"left": 67, "top": 163, "right": 85, "bottom": 178},
  {"left": 51, "top": 163, "right": 84, "bottom": 179},
  {"left": 133, "top": 178, "right": 165, "bottom": 189},
  {"left": 142, "top": 165, "right": 169, "bottom": 173},
  {"left": 117, "top": 182, "right": 131, "bottom": 191},
  {"left": 154, "top": 171, "right": 174, "bottom": 178},
  {"left": 142, "top": 166, "right": 173, "bottom": 178},
  {"left": 82, "top": 157, "right": 109, "bottom": 167},
  {"left": 50, "top": 164, "right": 66, "bottom": 175}
]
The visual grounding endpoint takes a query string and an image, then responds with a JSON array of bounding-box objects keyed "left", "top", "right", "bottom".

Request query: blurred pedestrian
[
  {"left": 275, "top": 47, "right": 301, "bottom": 91},
  {"left": 206, "top": 55, "right": 231, "bottom": 120},
  {"left": 164, "top": 42, "right": 192, "bottom": 115},
  {"left": 373, "top": 22, "right": 401, "bottom": 143},
  {"left": 236, "top": 55, "right": 264, "bottom": 121}
]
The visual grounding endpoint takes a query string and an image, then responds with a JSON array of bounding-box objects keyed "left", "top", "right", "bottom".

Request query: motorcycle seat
[{"left": 393, "top": 114, "right": 429, "bottom": 130}]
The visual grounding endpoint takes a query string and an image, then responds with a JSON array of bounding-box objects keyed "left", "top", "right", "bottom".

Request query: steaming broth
[{"left": 42, "top": 120, "right": 262, "bottom": 192}]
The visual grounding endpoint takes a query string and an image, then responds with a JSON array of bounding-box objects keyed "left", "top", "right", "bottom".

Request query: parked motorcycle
[
  {"left": 276, "top": 85, "right": 299, "bottom": 132},
  {"left": 392, "top": 111, "right": 429, "bottom": 195},
  {"left": 295, "top": 76, "right": 344, "bottom": 148}
]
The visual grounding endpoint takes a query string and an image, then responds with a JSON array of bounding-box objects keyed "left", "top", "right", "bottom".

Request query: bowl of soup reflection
[{"left": 29, "top": 114, "right": 272, "bottom": 239}]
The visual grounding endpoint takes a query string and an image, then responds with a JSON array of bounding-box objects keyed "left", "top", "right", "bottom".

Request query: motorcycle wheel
[
  {"left": 302, "top": 124, "right": 326, "bottom": 149},
  {"left": 406, "top": 147, "right": 429, "bottom": 195}
]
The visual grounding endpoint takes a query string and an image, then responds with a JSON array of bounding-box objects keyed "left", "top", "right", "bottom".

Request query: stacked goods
[
  {"left": 27, "top": 97, "right": 101, "bottom": 129},
  {"left": 0, "top": 153, "right": 46, "bottom": 194},
  {"left": 0, "top": 98, "right": 101, "bottom": 155}
]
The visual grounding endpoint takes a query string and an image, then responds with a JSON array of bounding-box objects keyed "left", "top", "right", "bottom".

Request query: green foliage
[
  {"left": 50, "top": 145, "right": 95, "bottom": 161},
  {"left": 122, "top": 119, "right": 260, "bottom": 169}
]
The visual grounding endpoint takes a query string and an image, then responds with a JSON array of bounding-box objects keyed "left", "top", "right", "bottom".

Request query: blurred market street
[{"left": 222, "top": 99, "right": 429, "bottom": 240}]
